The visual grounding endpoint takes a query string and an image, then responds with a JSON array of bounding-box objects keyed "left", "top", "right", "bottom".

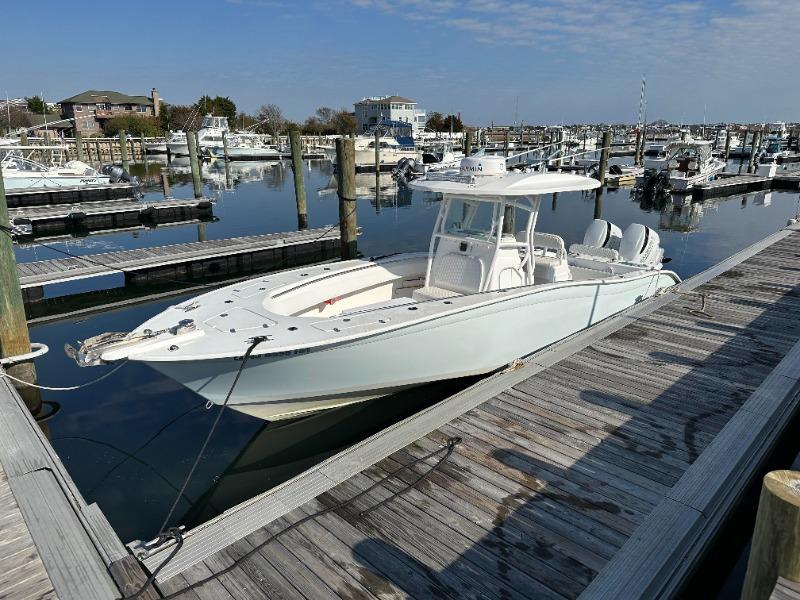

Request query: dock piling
[
  {"left": 724, "top": 129, "right": 732, "bottom": 161},
  {"left": 75, "top": 131, "right": 85, "bottom": 162},
  {"left": 634, "top": 129, "right": 643, "bottom": 166},
  {"left": 335, "top": 138, "right": 357, "bottom": 260},
  {"left": 374, "top": 129, "right": 380, "bottom": 173},
  {"left": 464, "top": 131, "right": 472, "bottom": 157},
  {"left": 598, "top": 130, "right": 611, "bottom": 186},
  {"left": 186, "top": 130, "right": 203, "bottom": 199},
  {"left": 739, "top": 131, "right": 749, "bottom": 175},
  {"left": 742, "top": 470, "right": 800, "bottom": 600},
  {"left": 504, "top": 130, "right": 509, "bottom": 157},
  {"left": 20, "top": 130, "right": 27, "bottom": 146},
  {"left": 289, "top": 130, "right": 308, "bottom": 230},
  {"left": 749, "top": 131, "right": 762, "bottom": 174},
  {"left": 221, "top": 131, "right": 230, "bottom": 162}
]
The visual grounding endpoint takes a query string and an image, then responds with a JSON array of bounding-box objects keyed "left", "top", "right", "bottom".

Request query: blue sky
[{"left": 2, "top": 0, "right": 795, "bottom": 125}]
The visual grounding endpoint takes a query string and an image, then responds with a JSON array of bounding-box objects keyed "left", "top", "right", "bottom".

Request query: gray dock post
[
  {"left": 335, "top": 138, "right": 358, "bottom": 260},
  {"left": 374, "top": 129, "right": 380, "bottom": 173},
  {"left": 187, "top": 130, "right": 203, "bottom": 199},
  {"left": 0, "top": 168, "right": 40, "bottom": 414},
  {"left": 598, "top": 130, "right": 611, "bottom": 186},
  {"left": 75, "top": 130, "right": 85, "bottom": 162},
  {"left": 464, "top": 131, "right": 472, "bottom": 157},
  {"left": 741, "top": 470, "right": 800, "bottom": 600},
  {"left": 20, "top": 130, "right": 27, "bottom": 146},
  {"left": 749, "top": 131, "right": 762, "bottom": 173},
  {"left": 119, "top": 131, "right": 129, "bottom": 170},
  {"left": 289, "top": 130, "right": 308, "bottom": 230},
  {"left": 222, "top": 131, "right": 230, "bottom": 162},
  {"left": 738, "top": 131, "right": 749, "bottom": 175},
  {"left": 724, "top": 129, "right": 732, "bottom": 161}
]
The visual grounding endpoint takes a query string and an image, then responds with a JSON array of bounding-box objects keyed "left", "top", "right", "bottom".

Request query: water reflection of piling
[{"left": 594, "top": 187, "right": 603, "bottom": 219}]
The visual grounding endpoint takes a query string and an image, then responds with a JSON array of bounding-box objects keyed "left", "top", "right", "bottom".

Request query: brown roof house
[{"left": 60, "top": 88, "right": 162, "bottom": 135}]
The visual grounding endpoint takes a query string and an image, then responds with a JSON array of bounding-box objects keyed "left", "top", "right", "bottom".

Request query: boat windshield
[{"left": 442, "top": 198, "right": 498, "bottom": 242}]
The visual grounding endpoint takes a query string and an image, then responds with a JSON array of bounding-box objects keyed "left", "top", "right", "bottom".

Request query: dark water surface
[{"left": 20, "top": 158, "right": 800, "bottom": 544}]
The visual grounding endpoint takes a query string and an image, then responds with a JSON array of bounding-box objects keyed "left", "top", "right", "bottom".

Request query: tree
[
  {"left": 0, "top": 108, "right": 32, "bottom": 132},
  {"left": 442, "top": 114, "right": 464, "bottom": 133},
  {"left": 194, "top": 95, "right": 237, "bottom": 123},
  {"left": 159, "top": 104, "right": 199, "bottom": 131},
  {"left": 256, "top": 103, "right": 285, "bottom": 137},
  {"left": 102, "top": 115, "right": 162, "bottom": 137},
  {"left": 426, "top": 111, "right": 445, "bottom": 132},
  {"left": 331, "top": 109, "right": 357, "bottom": 135},
  {"left": 315, "top": 106, "right": 335, "bottom": 125},
  {"left": 25, "top": 96, "right": 55, "bottom": 115}
]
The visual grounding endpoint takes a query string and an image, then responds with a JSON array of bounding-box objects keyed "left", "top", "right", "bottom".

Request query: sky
[{"left": 1, "top": 0, "right": 796, "bottom": 125}]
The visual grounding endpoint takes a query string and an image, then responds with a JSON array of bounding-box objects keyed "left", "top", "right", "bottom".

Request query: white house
[{"left": 354, "top": 95, "right": 427, "bottom": 134}]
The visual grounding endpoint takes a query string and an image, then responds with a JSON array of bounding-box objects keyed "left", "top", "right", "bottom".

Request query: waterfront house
[
  {"left": 354, "top": 95, "right": 427, "bottom": 134},
  {"left": 59, "top": 88, "right": 161, "bottom": 135}
]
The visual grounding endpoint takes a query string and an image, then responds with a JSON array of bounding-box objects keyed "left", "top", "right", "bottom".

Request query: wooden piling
[
  {"left": 119, "top": 131, "right": 129, "bottom": 171},
  {"left": 374, "top": 129, "right": 380, "bottom": 173},
  {"left": 161, "top": 171, "right": 171, "bottom": 198},
  {"left": 289, "top": 130, "right": 308, "bottom": 230},
  {"left": 750, "top": 131, "right": 762, "bottom": 173},
  {"left": 634, "top": 129, "right": 643, "bottom": 166},
  {"left": 742, "top": 471, "right": 800, "bottom": 600},
  {"left": 739, "top": 131, "right": 749, "bottom": 175},
  {"left": 598, "top": 130, "right": 611, "bottom": 185},
  {"left": 724, "top": 129, "right": 732, "bottom": 161},
  {"left": 221, "top": 131, "right": 230, "bottom": 162},
  {"left": 335, "top": 138, "right": 357, "bottom": 260},
  {"left": 75, "top": 131, "right": 85, "bottom": 162},
  {"left": 20, "top": 130, "right": 27, "bottom": 146},
  {"left": 504, "top": 130, "right": 509, "bottom": 157},
  {"left": 464, "top": 131, "right": 472, "bottom": 157},
  {"left": 186, "top": 130, "right": 203, "bottom": 199}
]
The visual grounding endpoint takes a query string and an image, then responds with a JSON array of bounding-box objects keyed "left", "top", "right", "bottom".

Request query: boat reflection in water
[
  {"left": 318, "top": 172, "right": 413, "bottom": 211},
  {"left": 175, "top": 376, "right": 477, "bottom": 530}
]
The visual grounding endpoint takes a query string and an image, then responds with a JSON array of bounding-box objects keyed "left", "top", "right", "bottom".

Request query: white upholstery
[
  {"left": 430, "top": 252, "right": 484, "bottom": 294},
  {"left": 516, "top": 231, "right": 571, "bottom": 283},
  {"left": 412, "top": 286, "right": 459, "bottom": 302}
]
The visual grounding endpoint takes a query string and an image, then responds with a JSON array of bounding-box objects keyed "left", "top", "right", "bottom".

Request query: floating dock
[
  {"left": 17, "top": 226, "right": 343, "bottom": 301},
  {"left": 5, "top": 183, "right": 140, "bottom": 208},
  {"left": 9, "top": 198, "right": 214, "bottom": 238},
  {"left": 692, "top": 174, "right": 772, "bottom": 200},
  {"left": 135, "top": 224, "right": 800, "bottom": 599}
]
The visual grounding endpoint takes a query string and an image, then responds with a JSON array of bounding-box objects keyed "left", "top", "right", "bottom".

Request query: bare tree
[{"left": 257, "top": 103, "right": 286, "bottom": 138}]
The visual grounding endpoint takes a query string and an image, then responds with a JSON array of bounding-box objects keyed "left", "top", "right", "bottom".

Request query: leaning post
[
  {"left": 335, "top": 138, "right": 358, "bottom": 260},
  {"left": 289, "top": 130, "right": 308, "bottom": 230},
  {"left": 741, "top": 471, "right": 800, "bottom": 600},
  {"left": 186, "top": 129, "right": 203, "bottom": 199}
]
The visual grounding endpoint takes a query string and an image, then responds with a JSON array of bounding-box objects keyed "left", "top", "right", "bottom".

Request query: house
[
  {"left": 354, "top": 95, "right": 427, "bottom": 134},
  {"left": 59, "top": 88, "right": 162, "bottom": 135}
]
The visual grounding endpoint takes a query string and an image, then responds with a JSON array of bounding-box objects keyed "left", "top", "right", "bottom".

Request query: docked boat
[
  {"left": 69, "top": 155, "right": 679, "bottom": 421},
  {"left": 205, "top": 133, "right": 283, "bottom": 160},
  {"left": 323, "top": 135, "right": 420, "bottom": 171},
  {"left": 166, "top": 114, "right": 230, "bottom": 156},
  {"left": 0, "top": 150, "right": 112, "bottom": 189},
  {"left": 145, "top": 140, "right": 168, "bottom": 154},
  {"left": 637, "top": 139, "right": 726, "bottom": 191}
]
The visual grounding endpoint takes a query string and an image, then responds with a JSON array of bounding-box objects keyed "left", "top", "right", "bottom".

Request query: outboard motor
[
  {"left": 582, "top": 219, "right": 623, "bottom": 251},
  {"left": 392, "top": 157, "right": 419, "bottom": 181},
  {"left": 101, "top": 164, "right": 140, "bottom": 185},
  {"left": 619, "top": 224, "right": 664, "bottom": 267}
]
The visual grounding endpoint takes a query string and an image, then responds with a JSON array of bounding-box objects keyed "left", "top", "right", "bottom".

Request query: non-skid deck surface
[
  {"left": 157, "top": 231, "right": 800, "bottom": 600},
  {"left": 16, "top": 226, "right": 341, "bottom": 288}
]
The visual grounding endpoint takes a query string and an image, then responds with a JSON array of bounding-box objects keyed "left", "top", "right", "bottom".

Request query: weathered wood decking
[
  {"left": 16, "top": 226, "right": 342, "bottom": 289},
  {"left": 147, "top": 226, "right": 800, "bottom": 599}
]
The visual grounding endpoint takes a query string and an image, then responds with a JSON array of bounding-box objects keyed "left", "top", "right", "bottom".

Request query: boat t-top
[
  {"left": 166, "top": 114, "right": 230, "bottom": 156},
  {"left": 69, "top": 155, "right": 679, "bottom": 421},
  {"left": 638, "top": 139, "right": 726, "bottom": 191}
]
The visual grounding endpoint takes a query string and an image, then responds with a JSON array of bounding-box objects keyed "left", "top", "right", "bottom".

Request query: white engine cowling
[
  {"left": 619, "top": 224, "right": 663, "bottom": 267},
  {"left": 583, "top": 219, "right": 623, "bottom": 250}
]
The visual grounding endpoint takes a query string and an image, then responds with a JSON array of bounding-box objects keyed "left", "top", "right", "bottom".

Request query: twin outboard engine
[
  {"left": 619, "top": 224, "right": 664, "bottom": 267},
  {"left": 101, "top": 164, "right": 140, "bottom": 185},
  {"left": 582, "top": 219, "right": 623, "bottom": 251},
  {"left": 392, "top": 157, "right": 420, "bottom": 181}
]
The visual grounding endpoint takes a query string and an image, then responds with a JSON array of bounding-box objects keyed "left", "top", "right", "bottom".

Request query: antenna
[{"left": 636, "top": 74, "right": 646, "bottom": 130}]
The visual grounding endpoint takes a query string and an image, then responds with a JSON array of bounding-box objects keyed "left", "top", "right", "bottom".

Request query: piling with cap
[
  {"left": 741, "top": 470, "right": 800, "bottom": 600},
  {"left": 187, "top": 129, "right": 203, "bottom": 199},
  {"left": 289, "top": 130, "right": 308, "bottom": 230},
  {"left": 598, "top": 130, "right": 612, "bottom": 186},
  {"left": 335, "top": 138, "right": 358, "bottom": 260}
]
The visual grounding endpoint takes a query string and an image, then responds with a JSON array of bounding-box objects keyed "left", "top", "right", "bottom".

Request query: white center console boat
[{"left": 69, "top": 156, "right": 679, "bottom": 420}]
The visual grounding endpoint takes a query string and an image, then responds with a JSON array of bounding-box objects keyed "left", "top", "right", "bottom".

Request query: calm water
[{"left": 19, "top": 157, "right": 800, "bottom": 544}]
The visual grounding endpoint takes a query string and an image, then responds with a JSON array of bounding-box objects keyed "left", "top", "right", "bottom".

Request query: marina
[{"left": 3, "top": 3, "right": 800, "bottom": 597}]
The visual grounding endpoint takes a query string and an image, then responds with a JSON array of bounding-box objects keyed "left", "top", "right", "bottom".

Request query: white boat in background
[
  {"left": 145, "top": 140, "right": 167, "bottom": 153},
  {"left": 206, "top": 133, "right": 283, "bottom": 160},
  {"left": 0, "top": 150, "right": 111, "bottom": 189},
  {"left": 637, "top": 139, "right": 726, "bottom": 191},
  {"left": 69, "top": 155, "right": 679, "bottom": 421},
  {"left": 166, "top": 114, "right": 230, "bottom": 156},
  {"left": 323, "top": 135, "right": 420, "bottom": 170}
]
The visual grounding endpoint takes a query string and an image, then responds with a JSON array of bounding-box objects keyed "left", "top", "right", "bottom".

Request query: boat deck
[
  {"left": 146, "top": 225, "right": 800, "bottom": 599},
  {"left": 16, "top": 226, "right": 343, "bottom": 289}
]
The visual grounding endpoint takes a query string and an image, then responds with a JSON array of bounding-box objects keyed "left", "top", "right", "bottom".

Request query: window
[
  {"left": 125, "top": 104, "right": 133, "bottom": 110},
  {"left": 83, "top": 121, "right": 90, "bottom": 129},
  {"left": 75, "top": 104, "right": 83, "bottom": 112},
  {"left": 443, "top": 199, "right": 497, "bottom": 242},
  {"left": 97, "top": 103, "right": 108, "bottom": 110},
  {"left": 138, "top": 105, "right": 147, "bottom": 113}
]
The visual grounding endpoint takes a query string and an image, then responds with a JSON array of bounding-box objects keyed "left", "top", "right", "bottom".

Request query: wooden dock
[
  {"left": 5, "top": 183, "right": 140, "bottom": 208},
  {"left": 17, "top": 226, "right": 343, "bottom": 293},
  {"left": 0, "top": 376, "right": 157, "bottom": 600},
  {"left": 9, "top": 198, "right": 214, "bottom": 238},
  {"left": 140, "top": 225, "right": 800, "bottom": 599}
]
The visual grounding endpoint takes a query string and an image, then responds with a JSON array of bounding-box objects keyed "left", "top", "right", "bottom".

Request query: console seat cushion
[
  {"left": 412, "top": 286, "right": 460, "bottom": 302},
  {"left": 568, "top": 243, "right": 619, "bottom": 261}
]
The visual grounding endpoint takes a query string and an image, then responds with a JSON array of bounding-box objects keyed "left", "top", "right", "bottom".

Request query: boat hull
[
  {"left": 144, "top": 271, "right": 678, "bottom": 420},
  {"left": 207, "top": 146, "right": 283, "bottom": 160},
  {"left": 3, "top": 174, "right": 111, "bottom": 189}
]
